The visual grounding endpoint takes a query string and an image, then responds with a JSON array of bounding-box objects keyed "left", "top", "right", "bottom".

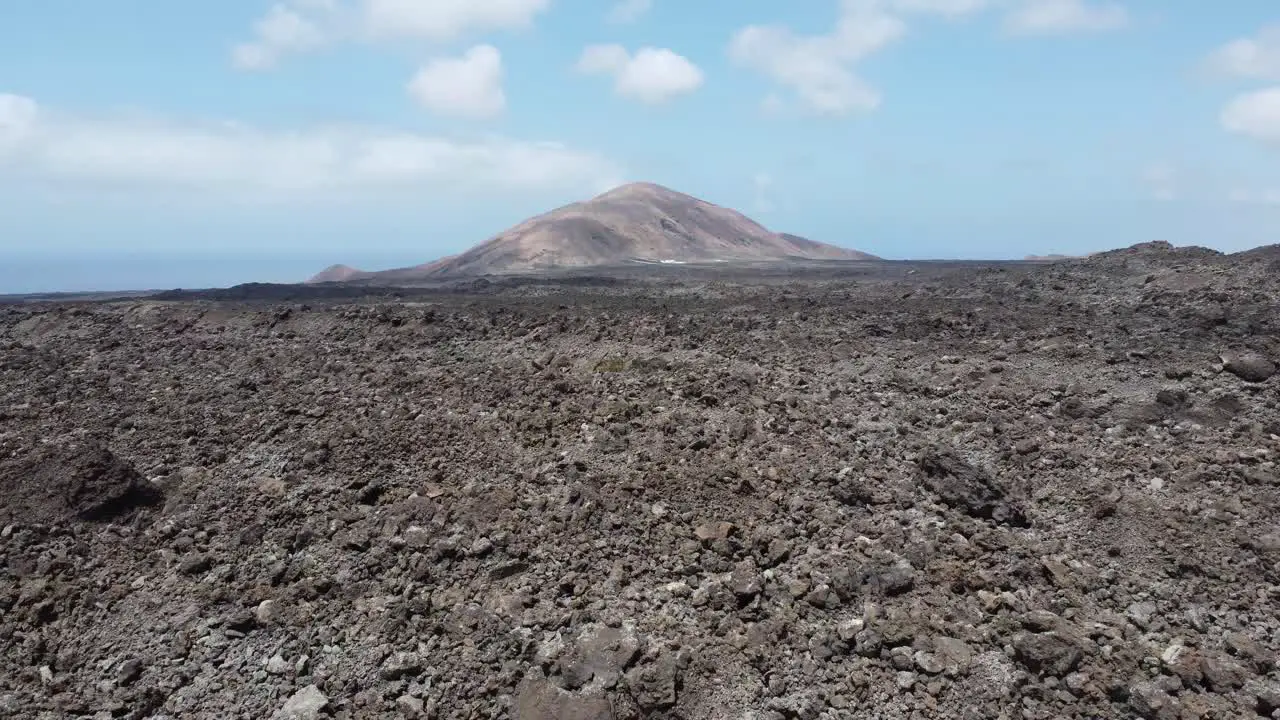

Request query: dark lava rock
[
  {"left": 1128, "top": 680, "right": 1181, "bottom": 720},
  {"left": 552, "top": 626, "right": 641, "bottom": 692},
  {"left": 379, "top": 652, "right": 423, "bottom": 681},
  {"left": 178, "top": 554, "right": 212, "bottom": 576},
  {"left": 857, "top": 560, "right": 916, "bottom": 597},
  {"left": 1256, "top": 682, "right": 1280, "bottom": 716},
  {"left": 1154, "top": 388, "right": 1190, "bottom": 409},
  {"left": 1199, "top": 653, "right": 1250, "bottom": 691},
  {"left": 917, "top": 450, "right": 1028, "bottom": 526},
  {"left": 3, "top": 250, "right": 1279, "bottom": 720},
  {"left": 1222, "top": 351, "right": 1276, "bottom": 382},
  {"left": 516, "top": 679, "right": 613, "bottom": 720},
  {"left": 625, "top": 654, "right": 680, "bottom": 711},
  {"left": 0, "top": 443, "right": 161, "bottom": 524},
  {"left": 1224, "top": 632, "right": 1273, "bottom": 672},
  {"left": 1012, "top": 633, "right": 1082, "bottom": 677},
  {"left": 117, "top": 658, "right": 144, "bottom": 686}
]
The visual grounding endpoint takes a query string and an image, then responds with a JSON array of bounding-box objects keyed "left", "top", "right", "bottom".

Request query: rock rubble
[{"left": 1, "top": 244, "right": 1278, "bottom": 718}]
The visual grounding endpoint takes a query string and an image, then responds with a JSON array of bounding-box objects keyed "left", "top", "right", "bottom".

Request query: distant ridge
[{"left": 308, "top": 264, "right": 367, "bottom": 283}]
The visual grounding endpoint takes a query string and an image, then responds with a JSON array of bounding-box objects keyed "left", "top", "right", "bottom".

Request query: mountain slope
[
  {"left": 421, "top": 182, "right": 875, "bottom": 277},
  {"left": 313, "top": 182, "right": 875, "bottom": 282}
]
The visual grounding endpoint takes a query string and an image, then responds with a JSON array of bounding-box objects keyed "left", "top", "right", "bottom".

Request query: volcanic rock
[
  {"left": 1222, "top": 351, "right": 1276, "bottom": 382},
  {"left": 3, "top": 243, "right": 1280, "bottom": 719},
  {"left": 274, "top": 685, "right": 328, "bottom": 720},
  {"left": 917, "top": 450, "right": 1028, "bottom": 526},
  {"left": 0, "top": 442, "right": 161, "bottom": 524}
]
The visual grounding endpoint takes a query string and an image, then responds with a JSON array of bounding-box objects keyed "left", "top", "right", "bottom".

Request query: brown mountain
[{"left": 307, "top": 182, "right": 876, "bottom": 282}]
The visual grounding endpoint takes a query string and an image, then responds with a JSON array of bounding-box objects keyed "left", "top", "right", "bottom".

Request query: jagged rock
[
  {"left": 1200, "top": 653, "right": 1250, "bottom": 692},
  {"left": 177, "top": 554, "right": 212, "bottom": 576},
  {"left": 931, "top": 637, "right": 974, "bottom": 676},
  {"left": 1224, "top": 632, "right": 1272, "bottom": 671},
  {"left": 1125, "top": 601, "right": 1158, "bottom": 629},
  {"left": 0, "top": 443, "right": 161, "bottom": 523},
  {"left": 380, "top": 652, "right": 423, "bottom": 681},
  {"left": 3, "top": 249, "right": 1279, "bottom": 720},
  {"left": 625, "top": 654, "right": 680, "bottom": 711},
  {"left": 694, "top": 521, "right": 735, "bottom": 541},
  {"left": 274, "top": 685, "right": 329, "bottom": 720},
  {"left": 551, "top": 625, "right": 642, "bottom": 692},
  {"left": 856, "top": 559, "right": 916, "bottom": 596},
  {"left": 396, "top": 695, "right": 424, "bottom": 717},
  {"left": 1013, "top": 633, "right": 1082, "bottom": 677},
  {"left": 1128, "top": 681, "right": 1181, "bottom": 720},
  {"left": 1222, "top": 351, "right": 1276, "bottom": 382},
  {"left": 255, "top": 599, "right": 280, "bottom": 625},
  {"left": 116, "top": 658, "right": 143, "bottom": 686},
  {"left": 517, "top": 671, "right": 611, "bottom": 717},
  {"left": 805, "top": 585, "right": 839, "bottom": 609},
  {"left": 266, "top": 655, "right": 291, "bottom": 676},
  {"left": 729, "top": 566, "right": 763, "bottom": 600},
  {"left": 917, "top": 450, "right": 1029, "bottom": 526},
  {"left": 1254, "top": 681, "right": 1280, "bottom": 716}
]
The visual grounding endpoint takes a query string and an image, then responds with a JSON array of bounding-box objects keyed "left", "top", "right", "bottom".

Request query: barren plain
[{"left": 2, "top": 242, "right": 1279, "bottom": 719}]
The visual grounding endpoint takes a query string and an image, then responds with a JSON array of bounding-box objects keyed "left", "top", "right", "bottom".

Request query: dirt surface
[{"left": 2, "top": 242, "right": 1279, "bottom": 719}]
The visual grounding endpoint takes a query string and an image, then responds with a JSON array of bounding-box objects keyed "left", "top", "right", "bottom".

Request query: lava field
[{"left": 2, "top": 243, "right": 1279, "bottom": 719}]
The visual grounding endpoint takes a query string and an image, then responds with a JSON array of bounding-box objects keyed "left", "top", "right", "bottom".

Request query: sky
[{"left": 1, "top": 0, "right": 1278, "bottom": 292}]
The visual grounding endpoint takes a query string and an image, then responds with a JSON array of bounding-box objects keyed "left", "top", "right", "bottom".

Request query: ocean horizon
[{"left": 0, "top": 251, "right": 429, "bottom": 296}]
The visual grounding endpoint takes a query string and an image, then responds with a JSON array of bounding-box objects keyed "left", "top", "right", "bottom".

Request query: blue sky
[{"left": 1, "top": 0, "right": 1278, "bottom": 291}]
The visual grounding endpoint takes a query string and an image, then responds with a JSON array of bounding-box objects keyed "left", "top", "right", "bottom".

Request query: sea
[{"left": 0, "top": 251, "right": 426, "bottom": 296}]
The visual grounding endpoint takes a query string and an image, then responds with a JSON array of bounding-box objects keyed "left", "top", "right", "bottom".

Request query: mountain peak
[
  {"left": 312, "top": 183, "right": 877, "bottom": 280},
  {"left": 592, "top": 181, "right": 682, "bottom": 200}
]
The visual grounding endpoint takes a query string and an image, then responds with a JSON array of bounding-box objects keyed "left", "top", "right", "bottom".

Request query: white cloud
[
  {"left": 0, "top": 94, "right": 40, "bottom": 152},
  {"left": 607, "top": 0, "right": 652, "bottom": 24},
  {"left": 891, "top": 0, "right": 993, "bottom": 18},
  {"left": 363, "top": 0, "right": 549, "bottom": 40},
  {"left": 1228, "top": 187, "right": 1280, "bottom": 206},
  {"left": 725, "top": 0, "right": 1055, "bottom": 116},
  {"left": 0, "top": 93, "right": 617, "bottom": 195},
  {"left": 575, "top": 45, "right": 704, "bottom": 104},
  {"left": 725, "top": 0, "right": 1130, "bottom": 113},
  {"left": 1003, "top": 0, "right": 1128, "bottom": 36},
  {"left": 1221, "top": 87, "right": 1280, "bottom": 145},
  {"left": 1204, "top": 25, "right": 1280, "bottom": 82},
  {"left": 1141, "top": 163, "right": 1177, "bottom": 201},
  {"left": 231, "top": 0, "right": 550, "bottom": 69},
  {"left": 407, "top": 45, "right": 506, "bottom": 119},
  {"left": 233, "top": 0, "right": 339, "bottom": 69},
  {"left": 576, "top": 44, "right": 630, "bottom": 75},
  {"left": 727, "top": 0, "right": 907, "bottom": 115}
]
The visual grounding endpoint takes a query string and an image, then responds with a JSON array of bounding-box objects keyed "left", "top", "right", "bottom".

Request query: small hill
[
  {"left": 1233, "top": 243, "right": 1280, "bottom": 261},
  {"left": 307, "top": 264, "right": 368, "bottom": 284}
]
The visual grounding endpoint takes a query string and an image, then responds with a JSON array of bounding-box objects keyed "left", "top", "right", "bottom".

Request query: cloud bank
[{"left": 0, "top": 93, "right": 618, "bottom": 196}]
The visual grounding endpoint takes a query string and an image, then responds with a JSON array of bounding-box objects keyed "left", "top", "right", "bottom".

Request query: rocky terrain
[
  {"left": 2, "top": 241, "right": 1279, "bottom": 719},
  {"left": 308, "top": 183, "right": 876, "bottom": 283}
]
